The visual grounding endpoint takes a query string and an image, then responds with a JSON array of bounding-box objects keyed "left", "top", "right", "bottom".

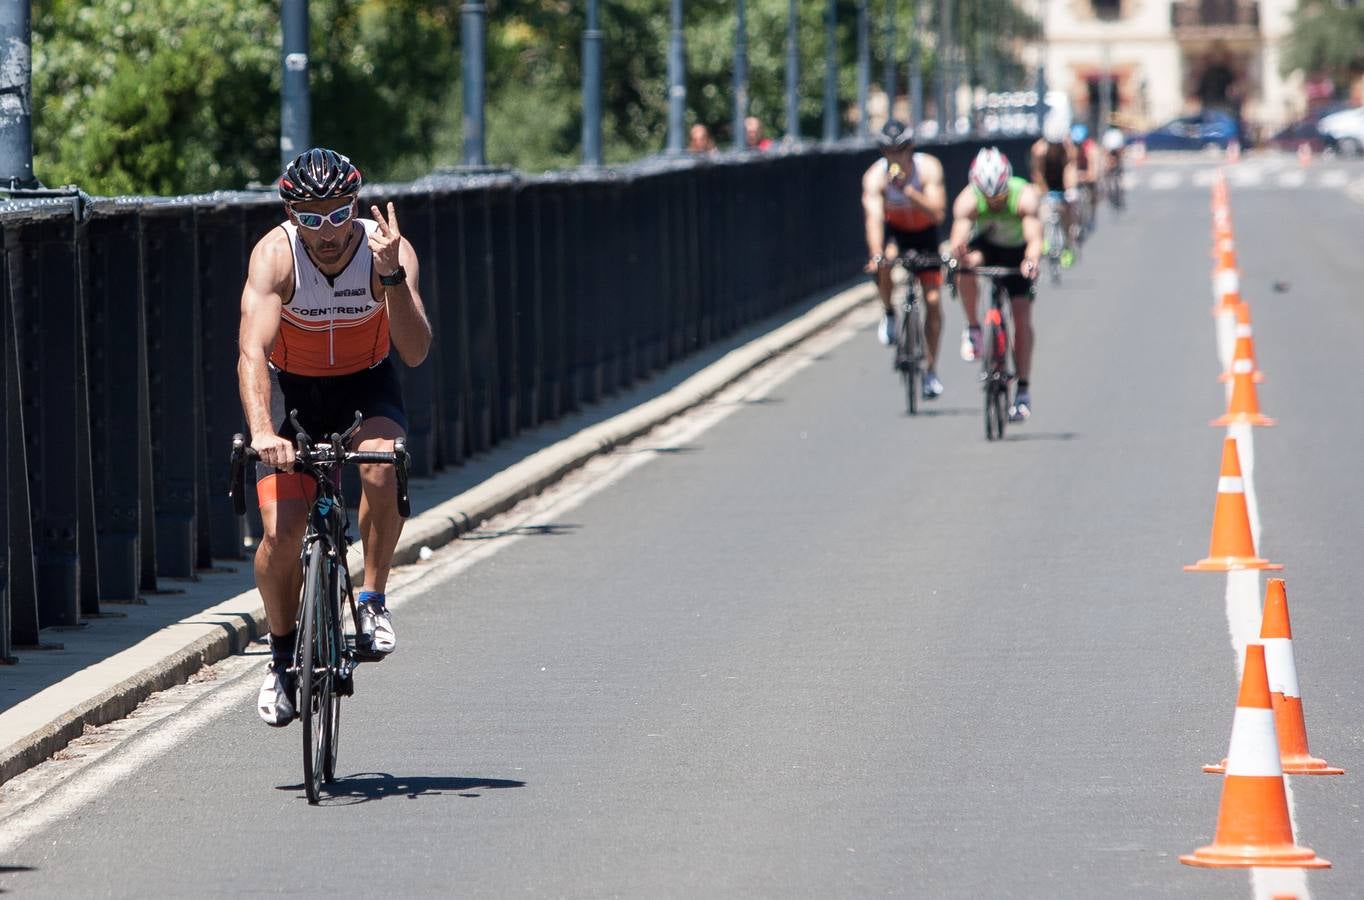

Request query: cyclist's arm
[
  {"left": 1017, "top": 186, "right": 1044, "bottom": 266},
  {"left": 238, "top": 232, "right": 293, "bottom": 463},
  {"left": 910, "top": 155, "right": 947, "bottom": 225},
  {"left": 376, "top": 236, "right": 433, "bottom": 367},
  {"left": 1029, "top": 141, "right": 1046, "bottom": 189},
  {"left": 1063, "top": 145, "right": 1079, "bottom": 192},
  {"left": 948, "top": 187, "right": 977, "bottom": 258},
  {"left": 861, "top": 165, "right": 888, "bottom": 259}
]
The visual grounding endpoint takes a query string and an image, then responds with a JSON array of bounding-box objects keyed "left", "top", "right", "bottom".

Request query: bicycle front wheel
[
  {"left": 901, "top": 302, "right": 923, "bottom": 415},
  {"left": 299, "top": 541, "right": 333, "bottom": 804}
]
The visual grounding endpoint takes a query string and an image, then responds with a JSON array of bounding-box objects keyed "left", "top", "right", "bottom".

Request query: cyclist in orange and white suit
[
  {"left": 861, "top": 119, "right": 948, "bottom": 398},
  {"left": 238, "top": 148, "right": 432, "bottom": 727}
]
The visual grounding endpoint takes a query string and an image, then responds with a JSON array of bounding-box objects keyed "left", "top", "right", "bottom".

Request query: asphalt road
[{"left": 3, "top": 153, "right": 1363, "bottom": 899}]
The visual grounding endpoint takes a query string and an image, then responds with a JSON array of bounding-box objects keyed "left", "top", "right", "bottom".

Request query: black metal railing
[{"left": 0, "top": 138, "right": 1030, "bottom": 663}]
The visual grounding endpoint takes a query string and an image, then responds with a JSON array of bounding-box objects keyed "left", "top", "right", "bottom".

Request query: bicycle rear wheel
[
  {"left": 299, "top": 541, "right": 333, "bottom": 804},
  {"left": 900, "top": 301, "right": 923, "bottom": 415},
  {"left": 982, "top": 305, "right": 1009, "bottom": 441}
]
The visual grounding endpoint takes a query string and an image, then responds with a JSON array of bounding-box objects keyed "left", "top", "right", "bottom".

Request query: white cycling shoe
[
  {"left": 257, "top": 663, "right": 297, "bottom": 727},
  {"left": 357, "top": 600, "right": 396, "bottom": 655}
]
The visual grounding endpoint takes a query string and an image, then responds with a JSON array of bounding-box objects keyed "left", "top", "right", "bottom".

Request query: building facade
[{"left": 1025, "top": 0, "right": 1302, "bottom": 136}]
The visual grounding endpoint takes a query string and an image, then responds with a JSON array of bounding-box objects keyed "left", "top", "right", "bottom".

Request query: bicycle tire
[
  {"left": 300, "top": 541, "right": 331, "bottom": 805},
  {"left": 992, "top": 386, "right": 1008, "bottom": 440},
  {"left": 902, "top": 302, "right": 922, "bottom": 415},
  {"left": 322, "top": 562, "right": 343, "bottom": 784}
]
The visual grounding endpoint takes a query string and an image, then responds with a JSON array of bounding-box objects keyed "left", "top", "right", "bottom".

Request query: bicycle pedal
[{"left": 336, "top": 674, "right": 355, "bottom": 696}]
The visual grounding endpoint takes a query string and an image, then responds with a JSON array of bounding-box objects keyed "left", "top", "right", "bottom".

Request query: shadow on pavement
[
  {"left": 914, "top": 406, "right": 977, "bottom": 418},
  {"left": 1005, "top": 431, "right": 1080, "bottom": 442},
  {"left": 461, "top": 523, "right": 581, "bottom": 541},
  {"left": 0, "top": 866, "right": 37, "bottom": 894},
  {"left": 276, "top": 773, "right": 526, "bottom": 805}
]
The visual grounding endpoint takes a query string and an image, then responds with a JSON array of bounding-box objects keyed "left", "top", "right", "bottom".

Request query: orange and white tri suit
[
  {"left": 879, "top": 155, "right": 943, "bottom": 288},
  {"left": 257, "top": 218, "right": 407, "bottom": 507}
]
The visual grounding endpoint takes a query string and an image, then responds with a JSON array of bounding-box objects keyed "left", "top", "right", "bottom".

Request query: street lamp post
[
  {"left": 734, "top": 0, "right": 749, "bottom": 149},
  {"left": 281, "top": 0, "right": 311, "bottom": 166},
  {"left": 823, "top": 0, "right": 838, "bottom": 142},
  {"left": 0, "top": 0, "right": 35, "bottom": 187},
  {"left": 786, "top": 0, "right": 800, "bottom": 141},
  {"left": 883, "top": 0, "right": 896, "bottom": 107},
  {"left": 909, "top": 0, "right": 925, "bottom": 129},
  {"left": 461, "top": 0, "right": 487, "bottom": 166},
  {"left": 582, "top": 0, "right": 603, "bottom": 166},
  {"left": 857, "top": 0, "right": 870, "bottom": 138},
  {"left": 667, "top": 0, "right": 686, "bottom": 153}
]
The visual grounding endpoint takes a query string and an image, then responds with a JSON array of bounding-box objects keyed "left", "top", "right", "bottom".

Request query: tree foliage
[
  {"left": 1282, "top": 0, "right": 1364, "bottom": 87},
  {"left": 32, "top": 0, "right": 1037, "bottom": 194}
]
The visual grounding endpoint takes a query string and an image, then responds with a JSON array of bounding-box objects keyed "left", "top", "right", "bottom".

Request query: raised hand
[{"left": 368, "top": 201, "right": 403, "bottom": 278}]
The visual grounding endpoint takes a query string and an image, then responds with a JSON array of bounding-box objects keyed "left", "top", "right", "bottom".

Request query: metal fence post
[
  {"left": 667, "top": 0, "right": 686, "bottom": 154},
  {"left": 10, "top": 211, "right": 86, "bottom": 628},
  {"left": 785, "top": 0, "right": 800, "bottom": 142},
  {"left": 734, "top": 0, "right": 749, "bottom": 150},
  {"left": 140, "top": 209, "right": 202, "bottom": 579},
  {"left": 857, "top": 0, "right": 870, "bottom": 139}
]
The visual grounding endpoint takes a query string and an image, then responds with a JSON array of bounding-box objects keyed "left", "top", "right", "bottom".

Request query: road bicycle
[
  {"left": 230, "top": 411, "right": 410, "bottom": 804},
  {"left": 949, "top": 263, "right": 1025, "bottom": 441},
  {"left": 1042, "top": 192, "right": 1067, "bottom": 285},
  {"left": 875, "top": 251, "right": 945, "bottom": 415},
  {"left": 1103, "top": 156, "right": 1125, "bottom": 210}
]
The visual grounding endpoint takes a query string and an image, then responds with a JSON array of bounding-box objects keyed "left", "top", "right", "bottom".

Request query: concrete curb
[{"left": 0, "top": 280, "right": 873, "bottom": 786}]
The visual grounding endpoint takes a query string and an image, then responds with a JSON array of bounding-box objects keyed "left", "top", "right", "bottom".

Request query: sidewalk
[{"left": 0, "top": 279, "right": 873, "bottom": 784}]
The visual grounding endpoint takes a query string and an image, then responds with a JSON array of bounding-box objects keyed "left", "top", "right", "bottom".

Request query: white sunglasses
[{"left": 291, "top": 201, "right": 356, "bottom": 230}]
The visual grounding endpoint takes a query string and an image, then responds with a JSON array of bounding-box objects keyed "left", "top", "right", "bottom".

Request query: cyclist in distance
[
  {"left": 1101, "top": 126, "right": 1126, "bottom": 204},
  {"left": 861, "top": 118, "right": 948, "bottom": 397},
  {"left": 1071, "top": 123, "right": 1098, "bottom": 235},
  {"left": 1030, "top": 118, "right": 1078, "bottom": 267},
  {"left": 238, "top": 148, "right": 432, "bottom": 726},
  {"left": 948, "top": 147, "right": 1042, "bottom": 422}
]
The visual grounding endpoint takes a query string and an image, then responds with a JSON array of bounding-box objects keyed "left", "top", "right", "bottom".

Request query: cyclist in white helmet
[{"left": 948, "top": 147, "right": 1042, "bottom": 422}]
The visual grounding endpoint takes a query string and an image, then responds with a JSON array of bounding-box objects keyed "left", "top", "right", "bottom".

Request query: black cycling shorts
[
  {"left": 884, "top": 223, "right": 941, "bottom": 256},
  {"left": 967, "top": 238, "right": 1034, "bottom": 300},
  {"left": 268, "top": 356, "right": 407, "bottom": 444}
]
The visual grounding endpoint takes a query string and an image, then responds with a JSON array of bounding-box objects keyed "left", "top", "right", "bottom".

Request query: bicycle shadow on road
[
  {"left": 276, "top": 773, "right": 526, "bottom": 805},
  {"left": 0, "top": 865, "right": 37, "bottom": 894},
  {"left": 913, "top": 406, "right": 976, "bottom": 418},
  {"left": 461, "top": 523, "right": 581, "bottom": 541},
  {"left": 1005, "top": 431, "right": 1080, "bottom": 442}
]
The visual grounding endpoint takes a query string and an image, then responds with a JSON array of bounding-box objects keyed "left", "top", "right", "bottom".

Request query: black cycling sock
[
  {"left": 1017, "top": 379, "right": 1030, "bottom": 391},
  {"left": 270, "top": 629, "right": 297, "bottom": 667}
]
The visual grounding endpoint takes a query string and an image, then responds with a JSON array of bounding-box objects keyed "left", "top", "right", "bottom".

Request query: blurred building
[{"left": 1022, "top": 0, "right": 1303, "bottom": 135}]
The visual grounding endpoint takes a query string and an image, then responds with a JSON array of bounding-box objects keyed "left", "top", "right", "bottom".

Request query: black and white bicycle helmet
[{"left": 278, "top": 148, "right": 363, "bottom": 202}]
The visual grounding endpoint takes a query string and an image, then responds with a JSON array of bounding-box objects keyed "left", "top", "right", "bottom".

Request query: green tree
[{"left": 1283, "top": 0, "right": 1364, "bottom": 89}]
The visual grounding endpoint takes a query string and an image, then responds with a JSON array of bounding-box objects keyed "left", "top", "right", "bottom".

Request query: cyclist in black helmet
[
  {"left": 861, "top": 119, "right": 948, "bottom": 397},
  {"left": 239, "top": 147, "right": 433, "bottom": 727}
]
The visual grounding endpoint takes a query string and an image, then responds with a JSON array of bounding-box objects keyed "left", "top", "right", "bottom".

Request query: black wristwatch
[{"left": 378, "top": 265, "right": 406, "bottom": 286}]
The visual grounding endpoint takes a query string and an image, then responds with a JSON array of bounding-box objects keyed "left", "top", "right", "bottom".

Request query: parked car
[
  {"left": 1264, "top": 117, "right": 1332, "bottom": 154},
  {"left": 1317, "top": 106, "right": 1364, "bottom": 156},
  {"left": 1139, "top": 110, "right": 1244, "bottom": 151}
]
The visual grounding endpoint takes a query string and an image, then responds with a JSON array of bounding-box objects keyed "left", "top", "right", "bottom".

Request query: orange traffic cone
[
  {"left": 1205, "top": 580, "right": 1344, "bottom": 776},
  {"left": 1212, "top": 284, "right": 1242, "bottom": 316},
  {"left": 1218, "top": 322, "right": 1264, "bottom": 384},
  {"left": 1185, "top": 437, "right": 1281, "bottom": 571},
  {"left": 1180, "top": 644, "right": 1330, "bottom": 868},
  {"left": 1211, "top": 362, "right": 1275, "bottom": 427},
  {"left": 1212, "top": 209, "right": 1233, "bottom": 243},
  {"left": 1297, "top": 141, "right": 1312, "bottom": 167},
  {"left": 1213, "top": 237, "right": 1237, "bottom": 271}
]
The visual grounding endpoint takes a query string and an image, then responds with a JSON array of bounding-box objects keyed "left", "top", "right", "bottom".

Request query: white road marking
[
  {"left": 1150, "top": 171, "right": 1181, "bottom": 191},
  {"left": 1317, "top": 170, "right": 1347, "bottom": 188},
  {"left": 1217, "top": 430, "right": 1311, "bottom": 900},
  {"left": 1276, "top": 171, "right": 1307, "bottom": 189},
  {"left": 0, "top": 302, "right": 873, "bottom": 852}
]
